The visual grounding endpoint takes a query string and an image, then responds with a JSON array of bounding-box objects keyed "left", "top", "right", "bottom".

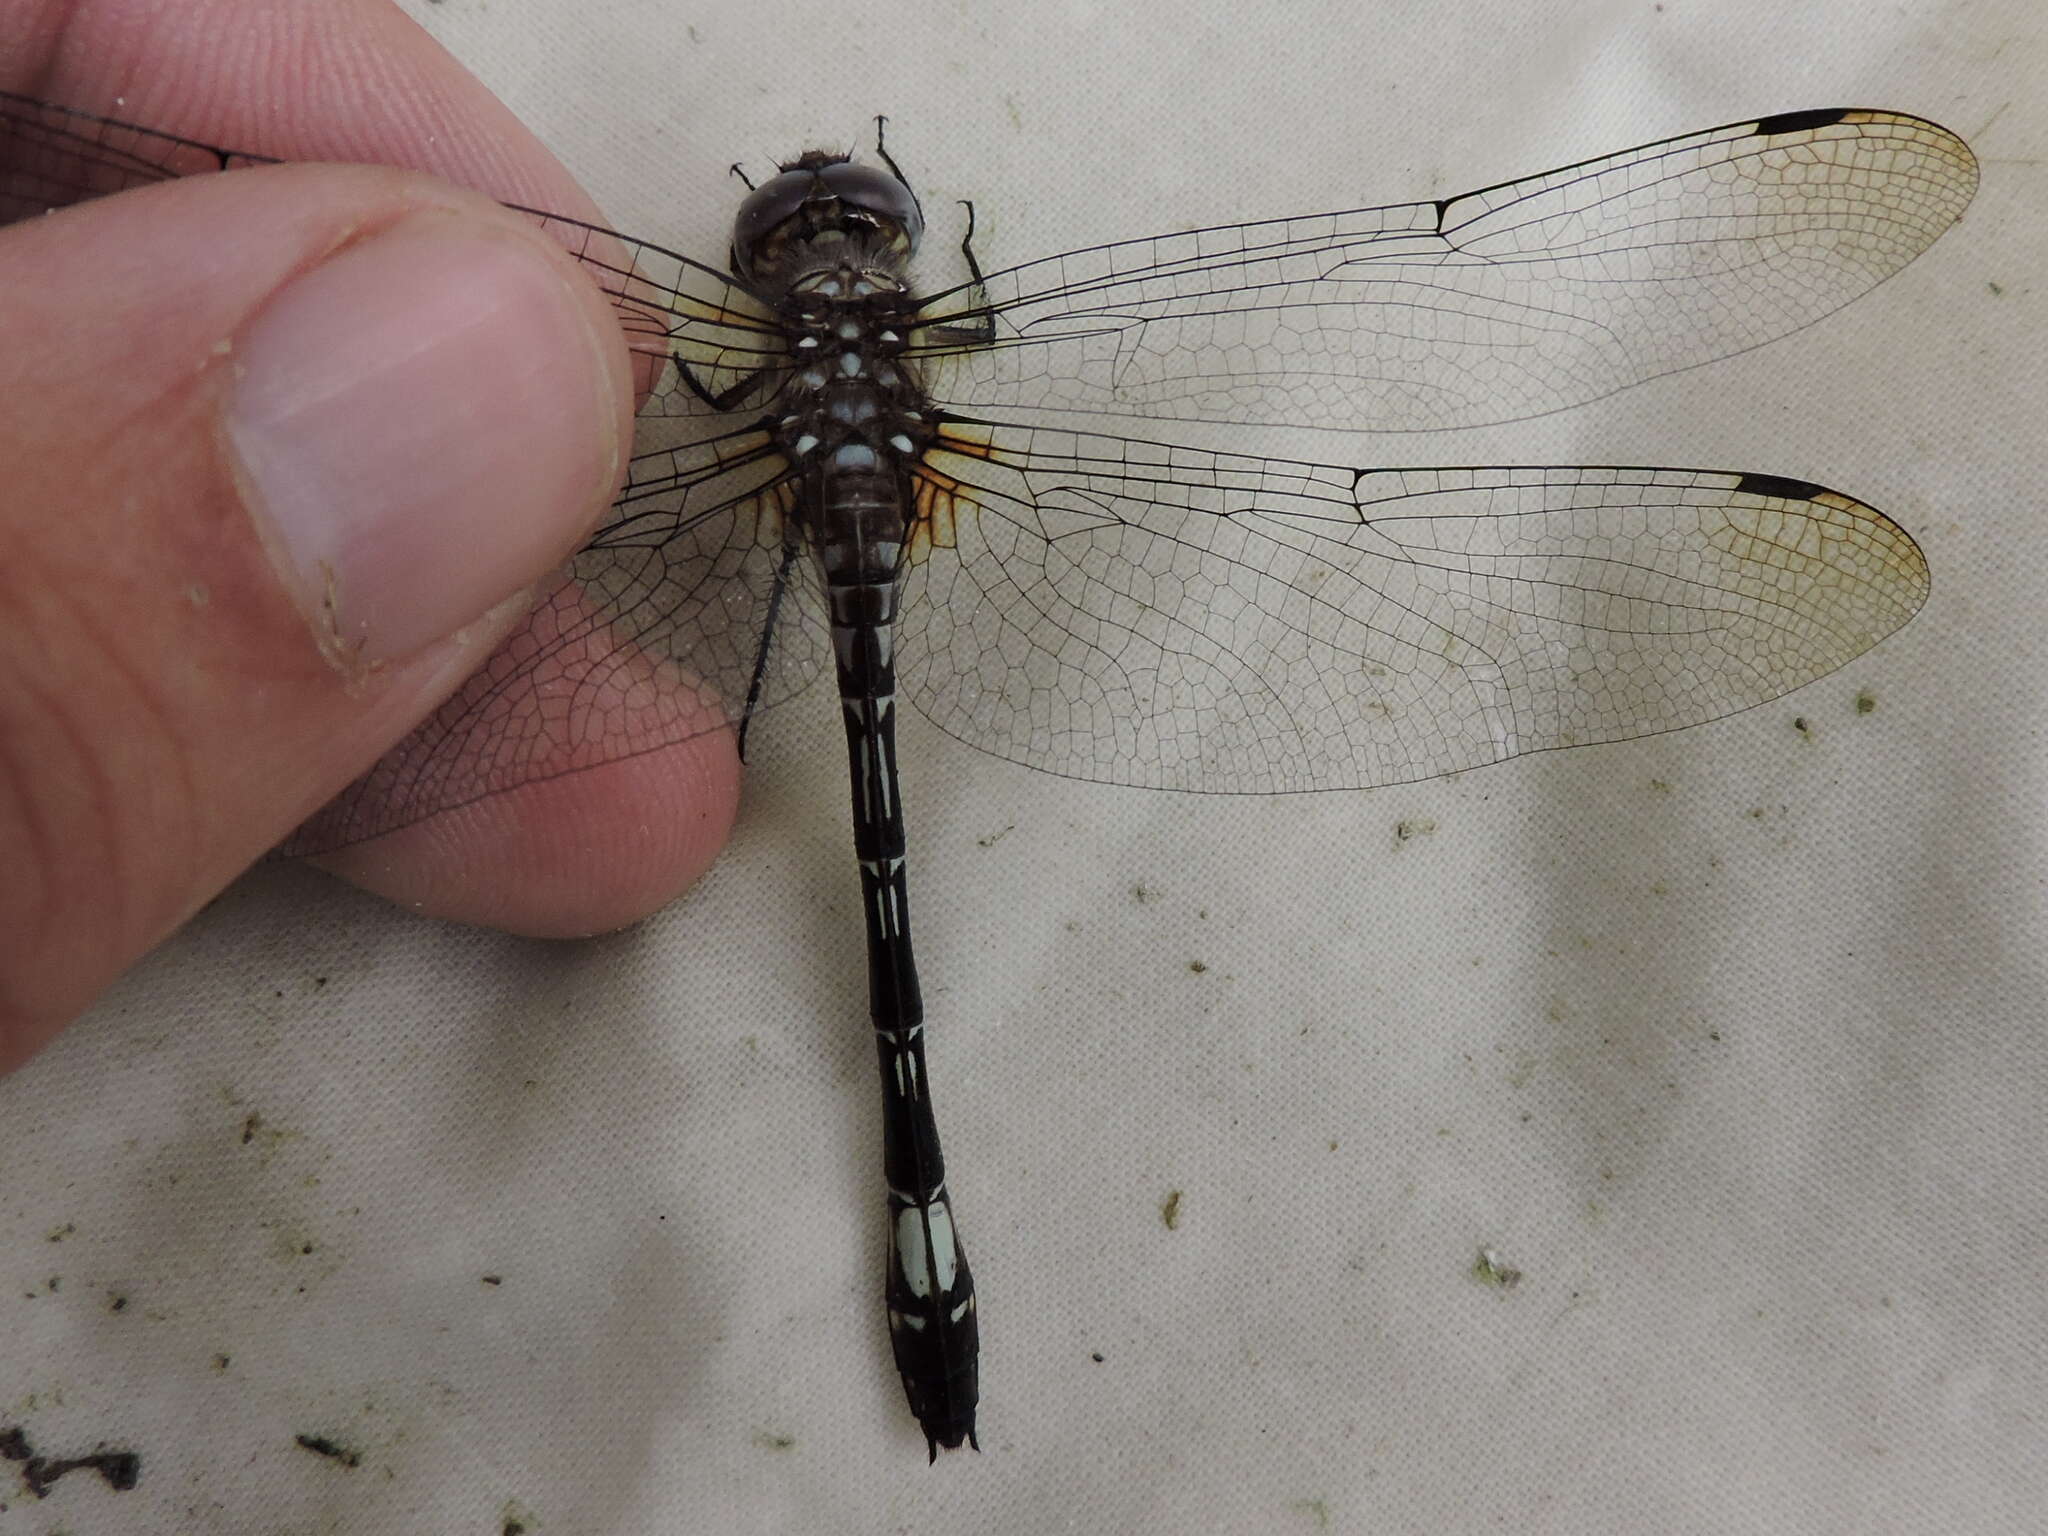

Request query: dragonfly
[{"left": 0, "top": 92, "right": 1975, "bottom": 1458}]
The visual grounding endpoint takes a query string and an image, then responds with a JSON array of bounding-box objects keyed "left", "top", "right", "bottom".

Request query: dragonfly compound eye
[
  {"left": 732, "top": 157, "right": 925, "bottom": 283},
  {"left": 817, "top": 161, "right": 925, "bottom": 255}
]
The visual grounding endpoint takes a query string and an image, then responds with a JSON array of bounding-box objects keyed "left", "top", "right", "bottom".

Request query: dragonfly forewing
[{"left": 916, "top": 109, "right": 1977, "bottom": 432}]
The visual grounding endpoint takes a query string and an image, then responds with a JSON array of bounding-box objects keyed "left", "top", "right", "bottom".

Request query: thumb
[{"left": 0, "top": 161, "right": 633, "bottom": 1071}]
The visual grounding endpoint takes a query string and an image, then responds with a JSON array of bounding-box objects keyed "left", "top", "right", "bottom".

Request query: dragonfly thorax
[{"left": 770, "top": 280, "right": 930, "bottom": 467}]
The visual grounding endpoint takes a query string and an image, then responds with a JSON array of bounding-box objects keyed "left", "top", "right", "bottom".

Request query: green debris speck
[
  {"left": 1472, "top": 1248, "right": 1522, "bottom": 1289},
  {"left": 1855, "top": 690, "right": 1876, "bottom": 714},
  {"left": 1162, "top": 1191, "right": 1183, "bottom": 1230}
]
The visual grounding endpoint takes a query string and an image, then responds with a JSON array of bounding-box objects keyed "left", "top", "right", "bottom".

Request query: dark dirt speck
[
  {"left": 1, "top": 1424, "right": 141, "bottom": 1497},
  {"left": 293, "top": 1434, "right": 360, "bottom": 1468}
]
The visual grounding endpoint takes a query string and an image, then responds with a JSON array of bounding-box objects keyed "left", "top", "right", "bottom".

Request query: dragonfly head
[{"left": 731, "top": 149, "right": 924, "bottom": 290}]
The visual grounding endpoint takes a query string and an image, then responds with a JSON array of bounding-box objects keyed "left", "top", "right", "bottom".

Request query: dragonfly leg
[
  {"left": 873, "top": 114, "right": 927, "bottom": 232},
  {"left": 920, "top": 200, "right": 997, "bottom": 349},
  {"left": 666, "top": 357, "right": 782, "bottom": 413},
  {"left": 736, "top": 534, "right": 802, "bottom": 763},
  {"left": 873, "top": 117, "right": 993, "bottom": 347},
  {"left": 955, "top": 198, "right": 990, "bottom": 304}
]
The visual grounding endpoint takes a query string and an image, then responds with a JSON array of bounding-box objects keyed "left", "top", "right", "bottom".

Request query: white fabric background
[{"left": 5, "top": 0, "right": 2043, "bottom": 1531}]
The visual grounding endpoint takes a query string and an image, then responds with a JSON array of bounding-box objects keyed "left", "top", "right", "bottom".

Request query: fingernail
[{"left": 226, "top": 213, "right": 621, "bottom": 664}]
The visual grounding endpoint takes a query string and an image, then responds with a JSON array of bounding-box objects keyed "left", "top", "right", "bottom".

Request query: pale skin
[{"left": 0, "top": 0, "right": 740, "bottom": 1073}]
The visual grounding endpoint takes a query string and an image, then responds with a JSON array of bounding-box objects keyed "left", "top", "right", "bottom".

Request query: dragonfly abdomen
[{"left": 817, "top": 456, "right": 980, "bottom": 1457}]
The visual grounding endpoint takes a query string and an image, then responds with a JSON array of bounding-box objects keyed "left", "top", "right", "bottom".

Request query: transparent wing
[
  {"left": 915, "top": 109, "right": 1977, "bottom": 432},
  {"left": 0, "top": 89, "right": 281, "bottom": 216},
  {"left": 0, "top": 89, "right": 789, "bottom": 412},
  {"left": 286, "top": 425, "right": 830, "bottom": 852},
  {"left": 1, "top": 91, "right": 821, "bottom": 850},
  {"left": 897, "top": 420, "right": 1929, "bottom": 792},
  {"left": 2, "top": 92, "right": 1948, "bottom": 837},
  {"left": 510, "top": 205, "right": 792, "bottom": 415}
]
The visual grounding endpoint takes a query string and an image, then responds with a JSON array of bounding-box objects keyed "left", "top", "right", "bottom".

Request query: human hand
[{"left": 1, "top": 0, "right": 740, "bottom": 1073}]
